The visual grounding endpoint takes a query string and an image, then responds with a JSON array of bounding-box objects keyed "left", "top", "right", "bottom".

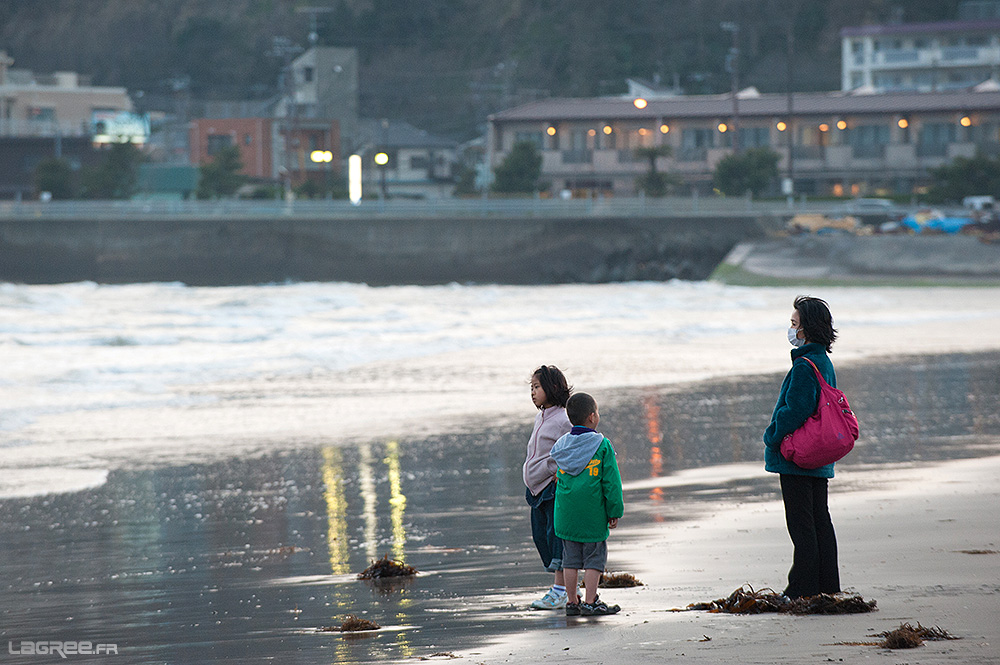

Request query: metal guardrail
[{"left": 0, "top": 197, "right": 960, "bottom": 222}]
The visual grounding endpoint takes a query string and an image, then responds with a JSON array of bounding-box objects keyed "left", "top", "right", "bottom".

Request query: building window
[
  {"left": 917, "top": 122, "right": 957, "bottom": 156},
  {"left": 849, "top": 124, "right": 890, "bottom": 158},
  {"left": 244, "top": 134, "right": 253, "bottom": 146},
  {"left": 410, "top": 155, "right": 429, "bottom": 170},
  {"left": 515, "top": 131, "right": 544, "bottom": 150},
  {"left": 301, "top": 66, "right": 314, "bottom": 83},
  {"left": 206, "top": 133, "right": 234, "bottom": 156},
  {"left": 739, "top": 126, "right": 770, "bottom": 148},
  {"left": 27, "top": 107, "right": 56, "bottom": 122}
]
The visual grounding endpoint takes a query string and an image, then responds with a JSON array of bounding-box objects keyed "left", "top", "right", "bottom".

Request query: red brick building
[{"left": 189, "top": 117, "right": 340, "bottom": 186}]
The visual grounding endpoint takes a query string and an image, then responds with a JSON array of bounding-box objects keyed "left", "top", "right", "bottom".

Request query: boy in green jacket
[{"left": 550, "top": 392, "right": 625, "bottom": 616}]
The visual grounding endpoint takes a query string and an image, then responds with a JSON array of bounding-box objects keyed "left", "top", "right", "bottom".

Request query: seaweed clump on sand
[
  {"left": 785, "top": 592, "right": 877, "bottom": 615},
  {"left": 318, "top": 615, "right": 382, "bottom": 633},
  {"left": 875, "top": 622, "right": 958, "bottom": 649},
  {"left": 598, "top": 572, "right": 644, "bottom": 588},
  {"left": 357, "top": 554, "right": 417, "bottom": 580},
  {"left": 683, "top": 585, "right": 876, "bottom": 615}
]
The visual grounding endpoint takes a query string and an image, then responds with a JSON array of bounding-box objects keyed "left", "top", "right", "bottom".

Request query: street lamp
[
  {"left": 374, "top": 151, "right": 389, "bottom": 200},
  {"left": 310, "top": 149, "right": 333, "bottom": 198}
]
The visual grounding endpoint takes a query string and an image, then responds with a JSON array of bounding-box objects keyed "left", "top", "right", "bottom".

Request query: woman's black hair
[
  {"left": 532, "top": 365, "right": 571, "bottom": 408},
  {"left": 794, "top": 295, "right": 837, "bottom": 352}
]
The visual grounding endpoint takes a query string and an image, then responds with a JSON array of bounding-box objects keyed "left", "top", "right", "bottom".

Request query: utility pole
[
  {"left": 721, "top": 21, "right": 740, "bottom": 152},
  {"left": 785, "top": 14, "right": 795, "bottom": 199},
  {"left": 296, "top": 6, "right": 333, "bottom": 46}
]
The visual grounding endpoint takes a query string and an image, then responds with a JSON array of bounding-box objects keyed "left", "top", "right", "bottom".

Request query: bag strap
[{"left": 796, "top": 356, "right": 831, "bottom": 389}]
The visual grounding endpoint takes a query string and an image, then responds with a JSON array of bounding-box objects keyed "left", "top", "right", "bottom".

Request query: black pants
[{"left": 779, "top": 474, "right": 840, "bottom": 598}]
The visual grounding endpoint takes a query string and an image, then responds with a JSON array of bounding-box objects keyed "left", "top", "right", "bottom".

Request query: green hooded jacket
[{"left": 552, "top": 435, "right": 624, "bottom": 543}]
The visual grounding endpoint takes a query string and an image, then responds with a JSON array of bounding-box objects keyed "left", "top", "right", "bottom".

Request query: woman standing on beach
[
  {"left": 763, "top": 296, "right": 841, "bottom": 599},
  {"left": 523, "top": 365, "right": 573, "bottom": 610}
]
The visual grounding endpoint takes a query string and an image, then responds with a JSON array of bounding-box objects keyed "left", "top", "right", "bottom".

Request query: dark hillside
[{"left": 0, "top": 0, "right": 963, "bottom": 139}]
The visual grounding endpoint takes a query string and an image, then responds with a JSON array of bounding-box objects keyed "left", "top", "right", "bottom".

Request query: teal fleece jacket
[
  {"left": 763, "top": 343, "right": 837, "bottom": 478},
  {"left": 552, "top": 431, "right": 624, "bottom": 543}
]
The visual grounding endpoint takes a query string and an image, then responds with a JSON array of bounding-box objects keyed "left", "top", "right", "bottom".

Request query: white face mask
[{"left": 787, "top": 326, "right": 805, "bottom": 348}]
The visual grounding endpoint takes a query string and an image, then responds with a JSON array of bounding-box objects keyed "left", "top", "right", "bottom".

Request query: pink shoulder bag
[{"left": 780, "top": 357, "right": 859, "bottom": 469}]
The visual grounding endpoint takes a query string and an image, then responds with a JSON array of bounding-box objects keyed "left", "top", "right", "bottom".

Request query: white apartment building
[{"left": 841, "top": 19, "right": 1000, "bottom": 92}]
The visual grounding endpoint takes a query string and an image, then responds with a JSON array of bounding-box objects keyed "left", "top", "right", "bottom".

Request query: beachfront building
[
  {"left": 841, "top": 15, "right": 1000, "bottom": 93},
  {"left": 0, "top": 50, "right": 133, "bottom": 138},
  {"left": 188, "top": 116, "right": 341, "bottom": 190},
  {"left": 0, "top": 49, "right": 138, "bottom": 199},
  {"left": 354, "top": 119, "right": 458, "bottom": 199},
  {"left": 486, "top": 89, "right": 1000, "bottom": 198}
]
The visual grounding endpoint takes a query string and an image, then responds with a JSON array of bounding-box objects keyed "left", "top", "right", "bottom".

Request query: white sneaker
[{"left": 530, "top": 588, "right": 568, "bottom": 610}]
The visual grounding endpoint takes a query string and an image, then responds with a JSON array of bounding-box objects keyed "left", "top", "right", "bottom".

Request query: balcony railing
[
  {"left": 882, "top": 49, "right": 920, "bottom": 64},
  {"left": 792, "top": 145, "right": 823, "bottom": 160},
  {"left": 851, "top": 144, "right": 887, "bottom": 159},
  {"left": 941, "top": 46, "right": 981, "bottom": 61},
  {"left": 676, "top": 146, "right": 707, "bottom": 162},
  {"left": 916, "top": 142, "right": 948, "bottom": 158},
  {"left": 561, "top": 149, "right": 593, "bottom": 164}
]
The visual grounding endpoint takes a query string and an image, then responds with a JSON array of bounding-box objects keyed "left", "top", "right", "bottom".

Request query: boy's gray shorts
[{"left": 561, "top": 539, "right": 608, "bottom": 570}]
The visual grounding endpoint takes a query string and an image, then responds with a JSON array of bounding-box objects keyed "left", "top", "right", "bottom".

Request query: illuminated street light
[
  {"left": 819, "top": 123, "right": 829, "bottom": 132},
  {"left": 374, "top": 152, "right": 389, "bottom": 166},
  {"left": 310, "top": 150, "right": 333, "bottom": 163},
  {"left": 718, "top": 122, "right": 728, "bottom": 133},
  {"left": 633, "top": 98, "right": 648, "bottom": 109},
  {"left": 776, "top": 121, "right": 787, "bottom": 132},
  {"left": 837, "top": 120, "right": 848, "bottom": 130},
  {"left": 659, "top": 124, "right": 670, "bottom": 134},
  {"left": 546, "top": 126, "right": 557, "bottom": 136},
  {"left": 897, "top": 118, "right": 909, "bottom": 129},
  {"left": 960, "top": 115, "right": 972, "bottom": 127},
  {"left": 603, "top": 125, "right": 613, "bottom": 135}
]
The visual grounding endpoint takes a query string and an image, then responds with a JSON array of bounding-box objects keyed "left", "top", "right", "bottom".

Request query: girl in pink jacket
[{"left": 522, "top": 365, "right": 573, "bottom": 610}]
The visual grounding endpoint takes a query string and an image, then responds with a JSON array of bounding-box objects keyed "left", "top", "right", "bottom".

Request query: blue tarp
[{"left": 900, "top": 216, "right": 973, "bottom": 234}]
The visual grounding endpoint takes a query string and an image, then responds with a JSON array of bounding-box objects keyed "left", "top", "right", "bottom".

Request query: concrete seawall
[
  {"left": 715, "top": 234, "right": 1000, "bottom": 284},
  {"left": 0, "top": 215, "right": 772, "bottom": 286}
]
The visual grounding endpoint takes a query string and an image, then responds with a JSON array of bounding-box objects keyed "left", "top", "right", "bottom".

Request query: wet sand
[
  {"left": 465, "top": 454, "right": 1000, "bottom": 665},
  {"left": 0, "top": 351, "right": 997, "bottom": 664}
]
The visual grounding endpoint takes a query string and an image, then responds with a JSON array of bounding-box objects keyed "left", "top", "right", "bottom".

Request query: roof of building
[
  {"left": 489, "top": 89, "right": 1000, "bottom": 122},
  {"left": 356, "top": 119, "right": 456, "bottom": 149},
  {"left": 840, "top": 18, "right": 1000, "bottom": 37}
]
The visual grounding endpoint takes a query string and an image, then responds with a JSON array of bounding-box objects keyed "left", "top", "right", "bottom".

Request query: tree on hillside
[
  {"left": 79, "top": 143, "right": 143, "bottom": 200},
  {"left": 492, "top": 140, "right": 542, "bottom": 194},
  {"left": 713, "top": 147, "right": 780, "bottom": 197},
  {"left": 197, "top": 145, "right": 245, "bottom": 199},
  {"left": 926, "top": 154, "right": 1000, "bottom": 203}
]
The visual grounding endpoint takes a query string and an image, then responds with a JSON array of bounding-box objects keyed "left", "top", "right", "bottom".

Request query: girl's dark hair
[
  {"left": 794, "top": 295, "right": 837, "bottom": 352},
  {"left": 532, "top": 365, "right": 571, "bottom": 408}
]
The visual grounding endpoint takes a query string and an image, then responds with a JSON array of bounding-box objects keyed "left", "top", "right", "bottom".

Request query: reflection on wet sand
[
  {"left": 322, "top": 447, "right": 350, "bottom": 575},
  {"left": 0, "top": 352, "right": 996, "bottom": 664}
]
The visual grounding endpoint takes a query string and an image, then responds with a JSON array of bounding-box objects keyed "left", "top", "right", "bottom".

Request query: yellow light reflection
[
  {"left": 358, "top": 443, "right": 379, "bottom": 560},
  {"left": 321, "top": 447, "right": 350, "bottom": 574},
  {"left": 384, "top": 440, "right": 408, "bottom": 561}
]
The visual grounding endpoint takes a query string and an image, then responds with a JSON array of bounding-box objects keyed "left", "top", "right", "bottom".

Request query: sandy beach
[{"left": 462, "top": 454, "right": 1000, "bottom": 665}]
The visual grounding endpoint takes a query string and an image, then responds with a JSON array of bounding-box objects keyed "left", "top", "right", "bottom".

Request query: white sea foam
[{"left": 2, "top": 280, "right": 999, "bottom": 497}]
